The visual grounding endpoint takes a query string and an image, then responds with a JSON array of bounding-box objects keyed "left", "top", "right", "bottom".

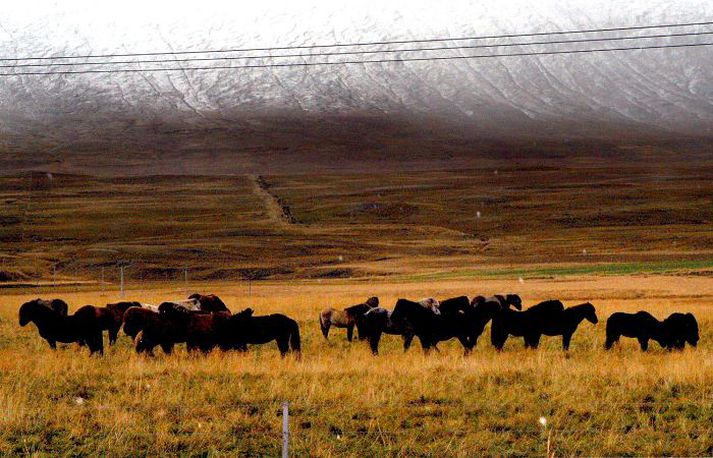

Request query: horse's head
[
  {"left": 581, "top": 302, "right": 598, "bottom": 324},
  {"left": 365, "top": 296, "right": 379, "bottom": 308},
  {"left": 506, "top": 294, "right": 523, "bottom": 310},
  {"left": 470, "top": 296, "right": 485, "bottom": 307},
  {"left": 684, "top": 313, "right": 699, "bottom": 347},
  {"left": 18, "top": 300, "right": 40, "bottom": 326},
  {"left": 122, "top": 306, "right": 150, "bottom": 338},
  {"left": 419, "top": 297, "right": 441, "bottom": 315}
]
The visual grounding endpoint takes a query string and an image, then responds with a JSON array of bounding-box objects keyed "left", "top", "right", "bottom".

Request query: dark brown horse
[
  {"left": 536, "top": 302, "right": 598, "bottom": 350},
  {"left": 122, "top": 306, "right": 178, "bottom": 355},
  {"left": 219, "top": 308, "right": 301, "bottom": 357},
  {"left": 605, "top": 311, "right": 699, "bottom": 351},
  {"left": 157, "top": 302, "right": 231, "bottom": 353},
  {"left": 19, "top": 300, "right": 104, "bottom": 355},
  {"left": 390, "top": 299, "right": 471, "bottom": 354},
  {"left": 96, "top": 301, "right": 142, "bottom": 345},
  {"left": 490, "top": 300, "right": 565, "bottom": 350}
]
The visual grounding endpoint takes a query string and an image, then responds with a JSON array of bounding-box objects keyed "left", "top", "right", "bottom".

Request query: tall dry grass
[{"left": 1, "top": 275, "right": 711, "bottom": 456}]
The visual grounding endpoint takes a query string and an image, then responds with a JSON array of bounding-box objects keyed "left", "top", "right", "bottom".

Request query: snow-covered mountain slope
[{"left": 1, "top": 0, "right": 712, "bottom": 165}]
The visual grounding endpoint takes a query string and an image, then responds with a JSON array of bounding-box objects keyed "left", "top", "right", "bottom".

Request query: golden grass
[{"left": 1, "top": 274, "right": 712, "bottom": 456}]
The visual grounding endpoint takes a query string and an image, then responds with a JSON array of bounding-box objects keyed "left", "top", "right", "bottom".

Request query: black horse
[
  {"left": 537, "top": 302, "right": 598, "bottom": 350},
  {"left": 390, "top": 299, "right": 471, "bottom": 354},
  {"left": 19, "top": 300, "right": 104, "bottom": 355},
  {"left": 661, "top": 312, "right": 699, "bottom": 349},
  {"left": 605, "top": 311, "right": 665, "bottom": 351},
  {"left": 465, "top": 299, "right": 513, "bottom": 348},
  {"left": 490, "top": 300, "right": 565, "bottom": 350},
  {"left": 360, "top": 306, "right": 416, "bottom": 355},
  {"left": 606, "top": 311, "right": 699, "bottom": 351},
  {"left": 220, "top": 308, "right": 301, "bottom": 357},
  {"left": 22, "top": 298, "right": 69, "bottom": 316}
]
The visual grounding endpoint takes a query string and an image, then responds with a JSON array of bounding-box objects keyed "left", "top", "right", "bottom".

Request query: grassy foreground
[{"left": 1, "top": 274, "right": 712, "bottom": 456}]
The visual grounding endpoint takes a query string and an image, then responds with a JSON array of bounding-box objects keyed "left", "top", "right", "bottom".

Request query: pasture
[{"left": 2, "top": 273, "right": 712, "bottom": 456}]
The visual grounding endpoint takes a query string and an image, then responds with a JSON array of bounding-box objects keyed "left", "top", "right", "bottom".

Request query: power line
[
  {"left": 1, "top": 41, "right": 711, "bottom": 77},
  {"left": 2, "top": 30, "right": 711, "bottom": 69},
  {"left": 1, "top": 19, "right": 713, "bottom": 62}
]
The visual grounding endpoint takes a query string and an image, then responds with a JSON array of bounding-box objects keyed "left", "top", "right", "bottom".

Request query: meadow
[
  {"left": 1, "top": 273, "right": 712, "bottom": 456},
  {"left": 1, "top": 156, "right": 711, "bottom": 455}
]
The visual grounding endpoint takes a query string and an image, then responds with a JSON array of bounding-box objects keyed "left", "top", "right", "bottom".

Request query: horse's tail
[
  {"left": 290, "top": 321, "right": 302, "bottom": 356},
  {"left": 319, "top": 312, "right": 329, "bottom": 339}
]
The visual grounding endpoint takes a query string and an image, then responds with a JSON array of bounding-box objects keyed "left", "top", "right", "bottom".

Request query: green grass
[{"left": 398, "top": 259, "right": 713, "bottom": 282}]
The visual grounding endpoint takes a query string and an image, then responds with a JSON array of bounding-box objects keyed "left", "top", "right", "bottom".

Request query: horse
[
  {"left": 160, "top": 298, "right": 201, "bottom": 311},
  {"left": 19, "top": 300, "right": 104, "bottom": 355},
  {"left": 157, "top": 302, "right": 231, "bottom": 353},
  {"left": 604, "top": 311, "right": 666, "bottom": 351},
  {"left": 417, "top": 297, "right": 441, "bottom": 314},
  {"left": 472, "top": 294, "right": 523, "bottom": 311},
  {"left": 605, "top": 311, "right": 699, "bottom": 351},
  {"left": 220, "top": 308, "right": 301, "bottom": 357},
  {"left": 122, "top": 306, "right": 179, "bottom": 355},
  {"left": 361, "top": 306, "right": 416, "bottom": 355},
  {"left": 390, "top": 299, "right": 471, "bottom": 354},
  {"left": 94, "top": 301, "right": 142, "bottom": 345},
  {"left": 22, "top": 298, "right": 69, "bottom": 316},
  {"left": 490, "top": 300, "right": 565, "bottom": 350},
  {"left": 319, "top": 296, "right": 378, "bottom": 341},
  {"left": 187, "top": 293, "right": 230, "bottom": 313},
  {"left": 438, "top": 296, "right": 471, "bottom": 315},
  {"left": 537, "top": 302, "right": 598, "bottom": 350},
  {"left": 661, "top": 312, "right": 699, "bottom": 349}
]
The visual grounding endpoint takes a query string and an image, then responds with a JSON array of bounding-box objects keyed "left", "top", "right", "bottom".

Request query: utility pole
[{"left": 120, "top": 266, "right": 125, "bottom": 298}]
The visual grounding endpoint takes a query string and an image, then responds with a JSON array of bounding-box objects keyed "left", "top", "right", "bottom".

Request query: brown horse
[
  {"left": 123, "top": 306, "right": 188, "bottom": 355},
  {"left": 19, "top": 300, "right": 104, "bottom": 355},
  {"left": 96, "top": 302, "right": 142, "bottom": 345},
  {"left": 157, "top": 302, "right": 231, "bottom": 353},
  {"left": 319, "top": 297, "right": 379, "bottom": 341}
]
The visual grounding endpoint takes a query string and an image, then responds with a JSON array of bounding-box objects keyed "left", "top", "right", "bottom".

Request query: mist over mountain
[{"left": 1, "top": 0, "right": 712, "bottom": 174}]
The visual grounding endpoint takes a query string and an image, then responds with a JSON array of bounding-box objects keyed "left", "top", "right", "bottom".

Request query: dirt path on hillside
[{"left": 248, "top": 175, "right": 298, "bottom": 226}]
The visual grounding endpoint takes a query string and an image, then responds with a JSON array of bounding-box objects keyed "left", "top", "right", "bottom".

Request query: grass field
[
  {"left": 1, "top": 153, "right": 712, "bottom": 455},
  {"left": 1, "top": 273, "right": 712, "bottom": 456}
]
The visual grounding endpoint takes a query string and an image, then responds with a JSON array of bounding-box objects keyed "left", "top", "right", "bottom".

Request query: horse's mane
[{"left": 236, "top": 308, "right": 254, "bottom": 318}]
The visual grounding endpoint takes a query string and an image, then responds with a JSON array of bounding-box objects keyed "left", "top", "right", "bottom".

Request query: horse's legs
[
  {"left": 160, "top": 342, "right": 173, "bottom": 355},
  {"left": 109, "top": 325, "right": 119, "bottom": 345},
  {"left": 276, "top": 336, "right": 289, "bottom": 357},
  {"left": 528, "top": 334, "right": 541, "bottom": 349},
  {"left": 604, "top": 332, "right": 618, "bottom": 350},
  {"left": 457, "top": 335, "right": 472, "bottom": 356},
  {"left": 402, "top": 333, "right": 415, "bottom": 352},
  {"left": 346, "top": 325, "right": 354, "bottom": 342},
  {"left": 369, "top": 331, "right": 382, "bottom": 355},
  {"left": 88, "top": 332, "right": 104, "bottom": 356},
  {"left": 638, "top": 337, "right": 649, "bottom": 351},
  {"left": 320, "top": 316, "right": 330, "bottom": 340},
  {"left": 47, "top": 339, "right": 57, "bottom": 350},
  {"left": 562, "top": 333, "right": 572, "bottom": 351}
]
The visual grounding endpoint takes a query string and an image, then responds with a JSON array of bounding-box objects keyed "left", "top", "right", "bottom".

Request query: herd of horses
[
  {"left": 320, "top": 295, "right": 699, "bottom": 355},
  {"left": 17, "top": 292, "right": 700, "bottom": 357}
]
